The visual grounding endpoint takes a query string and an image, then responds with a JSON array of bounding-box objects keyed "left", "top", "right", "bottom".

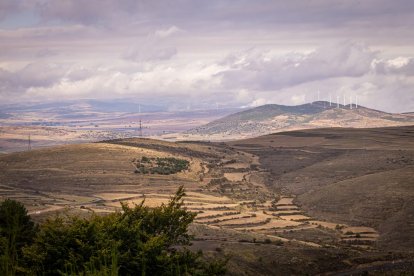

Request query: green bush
[
  {"left": 134, "top": 157, "right": 190, "bottom": 175},
  {"left": 0, "top": 199, "right": 37, "bottom": 275},
  {"left": 1, "top": 187, "right": 227, "bottom": 275},
  {"left": 21, "top": 186, "right": 226, "bottom": 275}
]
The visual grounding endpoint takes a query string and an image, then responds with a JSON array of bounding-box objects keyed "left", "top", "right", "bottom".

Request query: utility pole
[
  {"left": 138, "top": 104, "right": 143, "bottom": 137},
  {"left": 28, "top": 134, "right": 31, "bottom": 151}
]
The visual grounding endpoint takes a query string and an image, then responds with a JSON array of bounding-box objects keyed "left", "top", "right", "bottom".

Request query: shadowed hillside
[{"left": 228, "top": 126, "right": 414, "bottom": 251}]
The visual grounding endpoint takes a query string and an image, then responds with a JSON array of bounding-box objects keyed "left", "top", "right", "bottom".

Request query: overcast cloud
[{"left": 0, "top": 0, "right": 413, "bottom": 112}]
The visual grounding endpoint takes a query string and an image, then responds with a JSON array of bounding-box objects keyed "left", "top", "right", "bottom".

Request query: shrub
[
  {"left": 2, "top": 187, "right": 228, "bottom": 275},
  {"left": 134, "top": 157, "right": 190, "bottom": 175},
  {"left": 274, "top": 240, "right": 284, "bottom": 246},
  {"left": 0, "top": 199, "right": 37, "bottom": 275}
]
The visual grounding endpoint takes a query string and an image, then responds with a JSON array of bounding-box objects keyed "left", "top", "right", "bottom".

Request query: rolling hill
[
  {"left": 1, "top": 127, "right": 414, "bottom": 274},
  {"left": 183, "top": 102, "right": 414, "bottom": 140},
  {"left": 228, "top": 126, "right": 414, "bottom": 251}
]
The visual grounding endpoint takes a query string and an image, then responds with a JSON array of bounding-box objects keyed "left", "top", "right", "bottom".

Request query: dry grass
[
  {"left": 276, "top": 197, "right": 294, "bottom": 205},
  {"left": 280, "top": 215, "right": 311, "bottom": 221},
  {"left": 223, "top": 163, "right": 250, "bottom": 169},
  {"left": 275, "top": 205, "right": 299, "bottom": 210},
  {"left": 238, "top": 219, "right": 302, "bottom": 230},
  {"left": 341, "top": 226, "right": 378, "bottom": 234},
  {"left": 224, "top": 172, "right": 246, "bottom": 182}
]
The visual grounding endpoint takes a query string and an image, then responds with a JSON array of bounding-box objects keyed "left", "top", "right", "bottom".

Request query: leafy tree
[
  {"left": 23, "top": 186, "right": 227, "bottom": 275},
  {"left": 0, "top": 199, "right": 37, "bottom": 275}
]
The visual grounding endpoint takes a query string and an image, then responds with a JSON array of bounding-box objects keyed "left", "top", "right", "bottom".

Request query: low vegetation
[
  {"left": 0, "top": 187, "right": 227, "bottom": 275},
  {"left": 134, "top": 156, "right": 190, "bottom": 175}
]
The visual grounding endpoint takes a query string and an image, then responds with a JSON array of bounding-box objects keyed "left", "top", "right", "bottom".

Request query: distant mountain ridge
[
  {"left": 184, "top": 101, "right": 414, "bottom": 140},
  {"left": 0, "top": 99, "right": 165, "bottom": 114}
]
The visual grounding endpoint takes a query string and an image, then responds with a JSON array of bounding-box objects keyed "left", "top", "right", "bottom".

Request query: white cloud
[
  {"left": 374, "top": 57, "right": 414, "bottom": 76},
  {"left": 154, "top": 26, "right": 183, "bottom": 38}
]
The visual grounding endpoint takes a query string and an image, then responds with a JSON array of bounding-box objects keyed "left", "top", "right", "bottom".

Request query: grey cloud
[
  {"left": 123, "top": 46, "right": 177, "bottom": 63},
  {"left": 0, "top": 0, "right": 23, "bottom": 20},
  {"left": 35, "top": 48, "right": 59, "bottom": 58},
  {"left": 1, "top": 1, "right": 414, "bottom": 113},
  {"left": 65, "top": 67, "right": 95, "bottom": 82},
  {"left": 0, "top": 68, "right": 15, "bottom": 91},
  {"left": 35, "top": 0, "right": 131, "bottom": 25},
  {"left": 20, "top": 0, "right": 414, "bottom": 31},
  {"left": 400, "top": 59, "right": 414, "bottom": 75},
  {"left": 122, "top": 31, "right": 179, "bottom": 62},
  {"left": 0, "top": 63, "right": 64, "bottom": 98},
  {"left": 217, "top": 42, "right": 376, "bottom": 91},
  {"left": 0, "top": 25, "right": 98, "bottom": 40},
  {"left": 17, "top": 63, "right": 67, "bottom": 87},
  {"left": 0, "top": 63, "right": 95, "bottom": 94}
]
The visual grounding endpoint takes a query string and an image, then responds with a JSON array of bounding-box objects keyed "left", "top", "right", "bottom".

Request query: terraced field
[{"left": 228, "top": 126, "right": 414, "bottom": 252}]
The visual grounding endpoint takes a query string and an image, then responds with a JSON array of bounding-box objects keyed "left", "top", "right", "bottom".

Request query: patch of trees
[
  {"left": 0, "top": 187, "right": 227, "bottom": 275},
  {"left": 134, "top": 156, "right": 190, "bottom": 175},
  {"left": 207, "top": 178, "right": 228, "bottom": 186}
]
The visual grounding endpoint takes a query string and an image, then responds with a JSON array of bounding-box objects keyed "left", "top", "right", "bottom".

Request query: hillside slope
[
  {"left": 1, "top": 130, "right": 414, "bottom": 273},
  {"left": 228, "top": 126, "right": 414, "bottom": 251},
  {"left": 184, "top": 102, "right": 414, "bottom": 140}
]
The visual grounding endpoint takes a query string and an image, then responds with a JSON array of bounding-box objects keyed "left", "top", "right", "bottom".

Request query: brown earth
[
  {"left": 228, "top": 126, "right": 414, "bottom": 252},
  {"left": 1, "top": 126, "right": 413, "bottom": 274}
]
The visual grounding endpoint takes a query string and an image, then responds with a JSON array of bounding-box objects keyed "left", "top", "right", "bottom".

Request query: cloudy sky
[{"left": 1, "top": 0, "right": 414, "bottom": 112}]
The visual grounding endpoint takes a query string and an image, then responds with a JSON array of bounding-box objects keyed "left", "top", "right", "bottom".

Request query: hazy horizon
[{"left": 1, "top": 1, "right": 414, "bottom": 113}]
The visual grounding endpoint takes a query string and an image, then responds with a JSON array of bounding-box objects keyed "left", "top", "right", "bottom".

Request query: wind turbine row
[{"left": 312, "top": 91, "right": 359, "bottom": 109}]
